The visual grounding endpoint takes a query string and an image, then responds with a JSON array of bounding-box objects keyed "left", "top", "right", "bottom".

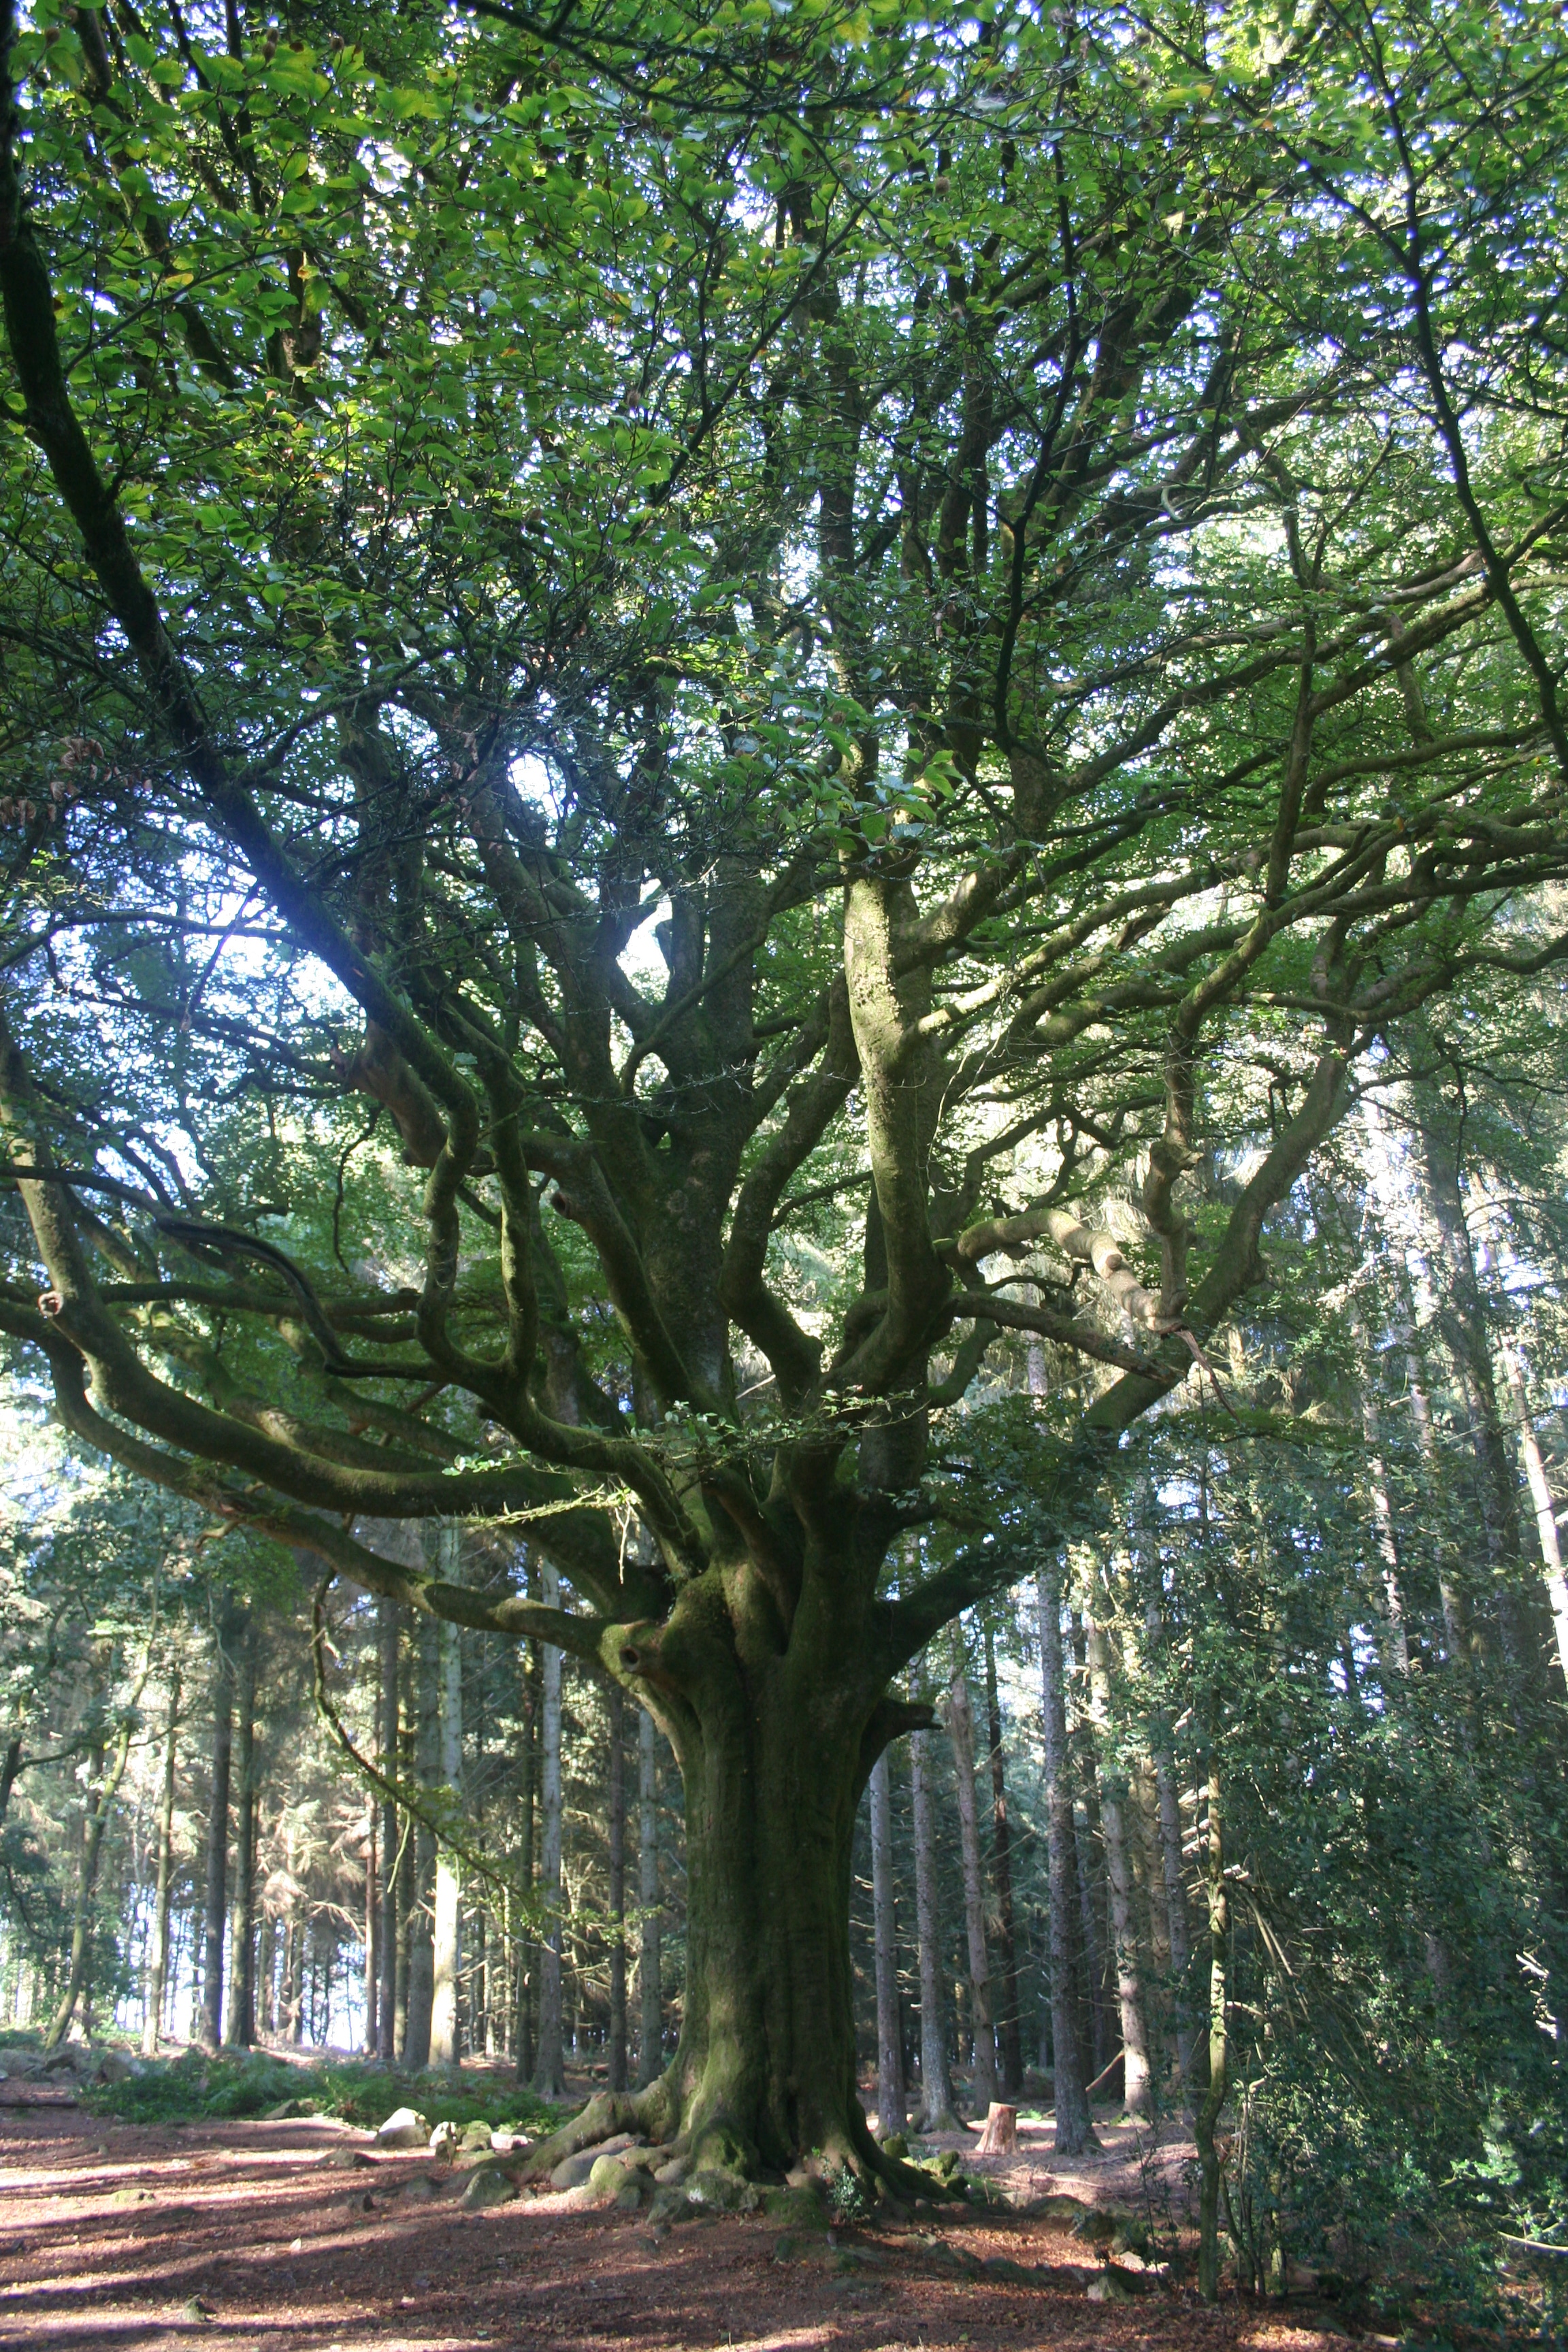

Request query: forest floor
[{"left": 0, "top": 2069, "right": 1370, "bottom": 2352}]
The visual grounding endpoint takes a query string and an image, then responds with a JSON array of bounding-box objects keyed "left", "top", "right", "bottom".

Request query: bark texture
[
  {"left": 534, "top": 1560, "right": 566, "bottom": 2100},
  {"left": 869, "top": 1749, "right": 904, "bottom": 2134},
  {"left": 1037, "top": 1567, "right": 1098, "bottom": 2153},
  {"left": 197, "top": 1612, "right": 235, "bottom": 2052},
  {"left": 947, "top": 1665, "right": 996, "bottom": 2112},
  {"left": 909, "top": 1718, "right": 961, "bottom": 2130},
  {"left": 141, "top": 1673, "right": 179, "bottom": 2057}
]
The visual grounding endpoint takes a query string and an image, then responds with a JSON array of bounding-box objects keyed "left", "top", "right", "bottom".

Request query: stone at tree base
[
  {"left": 974, "top": 2102, "right": 1017, "bottom": 2153},
  {"left": 459, "top": 2120, "right": 494, "bottom": 2153},
  {"left": 1072, "top": 2205, "right": 1126, "bottom": 2244},
  {"left": 1028, "top": 2191, "right": 1089, "bottom": 2224},
  {"left": 321, "top": 2148, "right": 372, "bottom": 2170},
  {"left": 587, "top": 2153, "right": 642, "bottom": 2204},
  {"left": 1086, "top": 2268, "right": 1138, "bottom": 2302},
  {"left": 685, "top": 2166, "right": 760, "bottom": 2212},
  {"left": 549, "top": 2151, "right": 600, "bottom": 2190},
  {"left": 461, "top": 2166, "right": 519, "bottom": 2211},
  {"left": 762, "top": 2185, "right": 825, "bottom": 2228},
  {"left": 881, "top": 2129, "right": 909, "bottom": 2159},
  {"left": 647, "top": 2186, "right": 698, "bottom": 2225},
  {"left": 375, "top": 2108, "right": 429, "bottom": 2149}
]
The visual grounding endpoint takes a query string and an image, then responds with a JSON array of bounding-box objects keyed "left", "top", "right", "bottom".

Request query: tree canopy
[{"left": 3, "top": 0, "right": 1567, "bottom": 2198}]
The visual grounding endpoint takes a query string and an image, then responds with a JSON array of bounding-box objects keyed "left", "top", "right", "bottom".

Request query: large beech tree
[{"left": 3, "top": 0, "right": 1567, "bottom": 2183}]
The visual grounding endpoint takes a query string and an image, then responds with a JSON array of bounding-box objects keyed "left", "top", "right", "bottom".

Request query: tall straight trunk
[
  {"left": 197, "top": 1613, "right": 235, "bottom": 2051},
  {"left": 534, "top": 1558, "right": 566, "bottom": 2099},
  {"left": 1358, "top": 1350, "right": 1412, "bottom": 1676},
  {"left": 636, "top": 1701, "right": 662, "bottom": 2088},
  {"left": 982, "top": 1623, "right": 1024, "bottom": 2098},
  {"left": 946, "top": 1665, "right": 996, "bottom": 2111},
  {"left": 1501, "top": 1337, "right": 1568, "bottom": 1687},
  {"left": 869, "top": 1749, "right": 904, "bottom": 2133},
  {"left": 1036, "top": 1566, "right": 1098, "bottom": 2153},
  {"left": 1084, "top": 1609, "right": 1152, "bottom": 2117},
  {"left": 1152, "top": 1737, "right": 1194, "bottom": 2086},
  {"left": 363, "top": 1806, "right": 378, "bottom": 2056},
  {"left": 224, "top": 1620, "right": 257, "bottom": 2047},
  {"left": 1417, "top": 1120, "right": 1558, "bottom": 1710},
  {"left": 1404, "top": 1313, "right": 1474, "bottom": 1661},
  {"left": 607, "top": 1682, "right": 628, "bottom": 2093},
  {"left": 44, "top": 1719, "right": 130, "bottom": 2051},
  {"left": 908, "top": 1712, "right": 960, "bottom": 2129},
  {"left": 404, "top": 1615, "right": 440, "bottom": 2068},
  {"left": 1068, "top": 1610, "right": 1112, "bottom": 2074},
  {"left": 513, "top": 1633, "right": 539, "bottom": 2082},
  {"left": 1196, "top": 1761, "right": 1230, "bottom": 2303},
  {"left": 376, "top": 1597, "right": 399, "bottom": 2059},
  {"left": 429, "top": 1541, "right": 464, "bottom": 2069},
  {"left": 141, "top": 1671, "right": 180, "bottom": 2058},
  {"left": 395, "top": 1683, "right": 413, "bottom": 2057}
]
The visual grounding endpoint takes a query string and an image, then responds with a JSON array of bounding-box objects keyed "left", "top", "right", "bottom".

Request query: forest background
[{"left": 1, "top": 0, "right": 1567, "bottom": 2332}]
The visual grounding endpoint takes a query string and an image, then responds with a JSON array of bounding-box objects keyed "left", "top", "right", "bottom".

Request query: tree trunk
[
  {"left": 224, "top": 1620, "right": 257, "bottom": 2047},
  {"left": 514, "top": 1632, "right": 539, "bottom": 2082},
  {"left": 1068, "top": 1608, "right": 1112, "bottom": 2074},
  {"left": 636, "top": 1702, "right": 663, "bottom": 2089},
  {"left": 1358, "top": 1350, "right": 1412, "bottom": 1676},
  {"left": 1196, "top": 1761, "right": 1230, "bottom": 2304},
  {"left": 607, "top": 1682, "right": 628, "bottom": 2093},
  {"left": 44, "top": 1718, "right": 130, "bottom": 2051},
  {"left": 1036, "top": 1566, "right": 1098, "bottom": 2153},
  {"left": 1152, "top": 1737, "right": 1195, "bottom": 2089},
  {"left": 908, "top": 1714, "right": 960, "bottom": 2129},
  {"left": 1501, "top": 1337, "right": 1568, "bottom": 1686},
  {"left": 404, "top": 1614, "right": 440, "bottom": 2068},
  {"left": 534, "top": 1559, "right": 567, "bottom": 2099},
  {"left": 982, "top": 1622, "right": 1024, "bottom": 2099},
  {"left": 869, "top": 1748, "right": 904, "bottom": 2134},
  {"left": 395, "top": 1682, "right": 413, "bottom": 2058},
  {"left": 376, "top": 1597, "right": 399, "bottom": 2059},
  {"left": 1084, "top": 1609, "right": 1152, "bottom": 2118},
  {"left": 197, "top": 1612, "right": 236, "bottom": 2052},
  {"left": 946, "top": 1665, "right": 996, "bottom": 2112},
  {"left": 142, "top": 1671, "right": 180, "bottom": 2058},
  {"left": 363, "top": 1806, "right": 378, "bottom": 2057},
  {"left": 430, "top": 1545, "right": 464, "bottom": 2070}
]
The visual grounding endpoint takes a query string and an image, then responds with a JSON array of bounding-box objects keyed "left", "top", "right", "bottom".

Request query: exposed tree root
[{"left": 509, "top": 2070, "right": 965, "bottom": 2210}]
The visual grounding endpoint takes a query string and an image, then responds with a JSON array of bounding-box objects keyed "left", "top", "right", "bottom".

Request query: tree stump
[{"left": 975, "top": 2102, "right": 1017, "bottom": 2154}]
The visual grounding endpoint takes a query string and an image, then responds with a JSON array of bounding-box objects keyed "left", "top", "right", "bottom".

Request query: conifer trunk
[
  {"left": 607, "top": 1683, "right": 628, "bottom": 2093},
  {"left": 534, "top": 1561, "right": 566, "bottom": 2098},
  {"left": 376, "top": 1597, "right": 399, "bottom": 2059},
  {"left": 1085, "top": 1609, "right": 1151, "bottom": 2117},
  {"left": 947, "top": 1665, "right": 996, "bottom": 2111},
  {"left": 404, "top": 1616, "right": 439, "bottom": 2068},
  {"left": 909, "top": 1715, "right": 960, "bottom": 2129},
  {"left": 142, "top": 1673, "right": 179, "bottom": 2058},
  {"left": 225, "top": 1620, "right": 257, "bottom": 2047},
  {"left": 869, "top": 1749, "right": 904, "bottom": 2133},
  {"left": 430, "top": 1570, "right": 463, "bottom": 2068},
  {"left": 197, "top": 1614, "right": 235, "bottom": 2052},
  {"left": 1037, "top": 1566, "right": 1098, "bottom": 2153},
  {"left": 983, "top": 1624, "right": 1024, "bottom": 2098}
]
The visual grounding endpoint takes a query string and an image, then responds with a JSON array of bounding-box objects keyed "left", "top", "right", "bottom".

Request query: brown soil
[{"left": 0, "top": 2087, "right": 1356, "bottom": 2352}]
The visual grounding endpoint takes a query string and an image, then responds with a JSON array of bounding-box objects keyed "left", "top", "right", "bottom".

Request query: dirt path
[{"left": 0, "top": 2093, "right": 1352, "bottom": 2352}]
